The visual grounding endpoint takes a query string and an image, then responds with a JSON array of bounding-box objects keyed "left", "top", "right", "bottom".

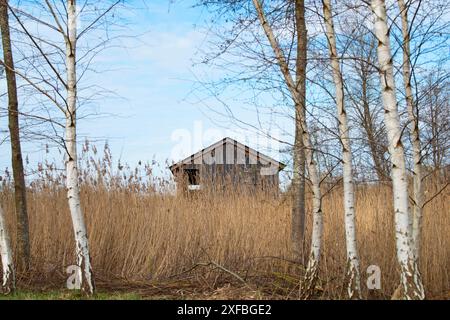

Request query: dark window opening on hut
[{"left": 185, "top": 169, "right": 199, "bottom": 185}]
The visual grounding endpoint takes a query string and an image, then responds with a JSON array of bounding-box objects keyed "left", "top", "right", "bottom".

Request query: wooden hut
[{"left": 169, "top": 137, "right": 285, "bottom": 194}]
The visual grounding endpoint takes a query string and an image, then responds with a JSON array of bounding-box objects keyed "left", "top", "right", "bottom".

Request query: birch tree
[
  {"left": 322, "top": 0, "right": 361, "bottom": 299},
  {"left": 370, "top": 0, "right": 424, "bottom": 299},
  {"left": 396, "top": 0, "right": 423, "bottom": 262},
  {"left": 6, "top": 0, "right": 123, "bottom": 295},
  {"left": 10, "top": 0, "right": 96, "bottom": 295},
  {"left": 63, "top": 0, "right": 95, "bottom": 295},
  {"left": 251, "top": 0, "right": 323, "bottom": 295},
  {"left": 0, "top": 203, "right": 14, "bottom": 294},
  {"left": 0, "top": 0, "right": 30, "bottom": 271},
  {"left": 197, "top": 0, "right": 319, "bottom": 266}
]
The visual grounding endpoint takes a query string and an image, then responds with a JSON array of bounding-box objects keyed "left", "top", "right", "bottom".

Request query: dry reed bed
[{"left": 0, "top": 180, "right": 448, "bottom": 299}]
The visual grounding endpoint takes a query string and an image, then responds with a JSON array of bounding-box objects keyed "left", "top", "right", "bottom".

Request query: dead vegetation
[{"left": 0, "top": 144, "right": 448, "bottom": 299}]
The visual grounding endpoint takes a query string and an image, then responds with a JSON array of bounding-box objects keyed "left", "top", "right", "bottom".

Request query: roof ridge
[{"left": 169, "top": 137, "right": 286, "bottom": 170}]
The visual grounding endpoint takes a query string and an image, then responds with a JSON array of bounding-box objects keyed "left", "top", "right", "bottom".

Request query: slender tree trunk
[
  {"left": 65, "top": 0, "right": 95, "bottom": 295},
  {"left": 300, "top": 121, "right": 323, "bottom": 297},
  {"left": 252, "top": 0, "right": 324, "bottom": 296},
  {"left": 322, "top": 0, "right": 361, "bottom": 299},
  {"left": 361, "top": 75, "right": 389, "bottom": 181},
  {"left": 370, "top": 0, "right": 424, "bottom": 300},
  {"left": 397, "top": 0, "right": 423, "bottom": 261},
  {"left": 291, "top": 0, "right": 307, "bottom": 263},
  {"left": 0, "top": 0, "right": 30, "bottom": 271},
  {"left": 0, "top": 203, "right": 15, "bottom": 294},
  {"left": 292, "top": 123, "right": 306, "bottom": 262}
]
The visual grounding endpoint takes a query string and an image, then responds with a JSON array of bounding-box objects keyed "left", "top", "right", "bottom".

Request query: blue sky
[
  {"left": 0, "top": 0, "right": 291, "bottom": 181},
  {"left": 2, "top": 1, "right": 446, "bottom": 184}
]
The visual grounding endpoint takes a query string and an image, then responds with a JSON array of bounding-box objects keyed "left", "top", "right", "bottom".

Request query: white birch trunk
[
  {"left": 371, "top": 0, "right": 424, "bottom": 299},
  {"left": 397, "top": 0, "right": 423, "bottom": 261},
  {"left": 301, "top": 130, "right": 323, "bottom": 295},
  {"left": 322, "top": 0, "right": 361, "bottom": 299},
  {"left": 252, "top": 0, "right": 323, "bottom": 295},
  {"left": 65, "top": 0, "right": 95, "bottom": 295},
  {"left": 0, "top": 203, "right": 15, "bottom": 293}
]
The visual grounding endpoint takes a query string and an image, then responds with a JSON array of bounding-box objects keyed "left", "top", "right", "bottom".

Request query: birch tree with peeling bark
[
  {"left": 251, "top": 0, "right": 323, "bottom": 295},
  {"left": 204, "top": 1, "right": 313, "bottom": 267},
  {"left": 370, "top": 0, "right": 424, "bottom": 299},
  {"left": 64, "top": 0, "right": 95, "bottom": 295},
  {"left": 196, "top": 0, "right": 332, "bottom": 269},
  {"left": 0, "top": 0, "right": 30, "bottom": 271},
  {"left": 6, "top": 0, "right": 123, "bottom": 295},
  {"left": 396, "top": 0, "right": 423, "bottom": 262},
  {"left": 322, "top": 0, "right": 361, "bottom": 299},
  {"left": 0, "top": 203, "right": 14, "bottom": 294}
]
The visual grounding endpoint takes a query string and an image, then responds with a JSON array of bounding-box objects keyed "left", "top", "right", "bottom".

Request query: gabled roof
[{"left": 169, "top": 137, "right": 286, "bottom": 173}]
